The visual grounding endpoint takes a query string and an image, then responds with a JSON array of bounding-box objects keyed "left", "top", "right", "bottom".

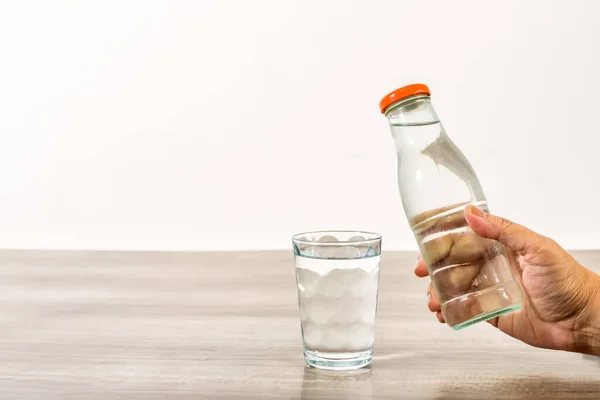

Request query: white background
[{"left": 0, "top": 0, "right": 599, "bottom": 251}]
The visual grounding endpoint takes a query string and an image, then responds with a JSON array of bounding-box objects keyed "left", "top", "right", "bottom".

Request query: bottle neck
[
  {"left": 385, "top": 94, "right": 439, "bottom": 124},
  {"left": 385, "top": 95, "right": 442, "bottom": 152}
]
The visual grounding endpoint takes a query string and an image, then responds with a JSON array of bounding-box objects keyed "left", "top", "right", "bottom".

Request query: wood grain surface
[{"left": 0, "top": 250, "right": 599, "bottom": 399}]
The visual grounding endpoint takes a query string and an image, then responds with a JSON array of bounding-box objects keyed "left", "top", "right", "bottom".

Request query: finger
[
  {"left": 506, "top": 248, "right": 524, "bottom": 283},
  {"left": 436, "top": 311, "right": 445, "bottom": 323},
  {"left": 464, "top": 204, "right": 546, "bottom": 256},
  {"left": 414, "top": 254, "right": 429, "bottom": 277},
  {"left": 427, "top": 282, "right": 441, "bottom": 312},
  {"left": 486, "top": 316, "right": 499, "bottom": 328}
]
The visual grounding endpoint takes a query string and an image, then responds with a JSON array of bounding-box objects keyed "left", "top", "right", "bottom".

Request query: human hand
[{"left": 416, "top": 204, "right": 600, "bottom": 355}]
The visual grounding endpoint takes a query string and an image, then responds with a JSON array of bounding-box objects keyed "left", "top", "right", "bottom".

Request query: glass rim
[{"left": 292, "top": 230, "right": 382, "bottom": 246}]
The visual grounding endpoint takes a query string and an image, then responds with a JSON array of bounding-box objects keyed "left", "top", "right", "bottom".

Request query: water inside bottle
[{"left": 410, "top": 201, "right": 523, "bottom": 329}]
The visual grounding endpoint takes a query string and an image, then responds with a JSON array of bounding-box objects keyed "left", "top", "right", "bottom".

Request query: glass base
[
  {"left": 304, "top": 349, "right": 372, "bottom": 371},
  {"left": 442, "top": 280, "right": 523, "bottom": 329},
  {"left": 451, "top": 304, "right": 522, "bottom": 331}
]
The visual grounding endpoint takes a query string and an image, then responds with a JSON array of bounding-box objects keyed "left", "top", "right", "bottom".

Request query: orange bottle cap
[{"left": 379, "top": 84, "right": 431, "bottom": 114}]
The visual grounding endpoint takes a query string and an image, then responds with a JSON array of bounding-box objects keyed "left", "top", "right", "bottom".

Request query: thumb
[{"left": 464, "top": 204, "right": 544, "bottom": 255}]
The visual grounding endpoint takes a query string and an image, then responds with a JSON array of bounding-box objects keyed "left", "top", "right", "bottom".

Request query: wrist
[{"left": 573, "top": 271, "right": 600, "bottom": 356}]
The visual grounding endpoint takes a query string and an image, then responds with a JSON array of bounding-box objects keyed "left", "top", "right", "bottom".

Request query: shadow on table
[
  {"left": 300, "top": 366, "right": 373, "bottom": 399},
  {"left": 433, "top": 376, "right": 600, "bottom": 400}
]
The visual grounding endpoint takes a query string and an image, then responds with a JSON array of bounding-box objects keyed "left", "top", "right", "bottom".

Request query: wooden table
[{"left": 0, "top": 250, "right": 599, "bottom": 399}]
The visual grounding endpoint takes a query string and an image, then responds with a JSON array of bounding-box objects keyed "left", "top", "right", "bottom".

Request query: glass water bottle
[{"left": 379, "top": 84, "right": 523, "bottom": 330}]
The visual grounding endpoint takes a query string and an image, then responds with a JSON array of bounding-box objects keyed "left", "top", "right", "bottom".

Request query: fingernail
[
  {"left": 427, "top": 292, "right": 432, "bottom": 304},
  {"left": 467, "top": 204, "right": 486, "bottom": 218}
]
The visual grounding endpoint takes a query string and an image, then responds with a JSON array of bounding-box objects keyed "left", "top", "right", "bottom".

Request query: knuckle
[{"left": 543, "top": 236, "right": 559, "bottom": 248}]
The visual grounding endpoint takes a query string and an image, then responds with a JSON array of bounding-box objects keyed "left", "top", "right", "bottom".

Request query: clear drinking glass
[
  {"left": 379, "top": 84, "right": 523, "bottom": 330},
  {"left": 292, "top": 231, "right": 382, "bottom": 370}
]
